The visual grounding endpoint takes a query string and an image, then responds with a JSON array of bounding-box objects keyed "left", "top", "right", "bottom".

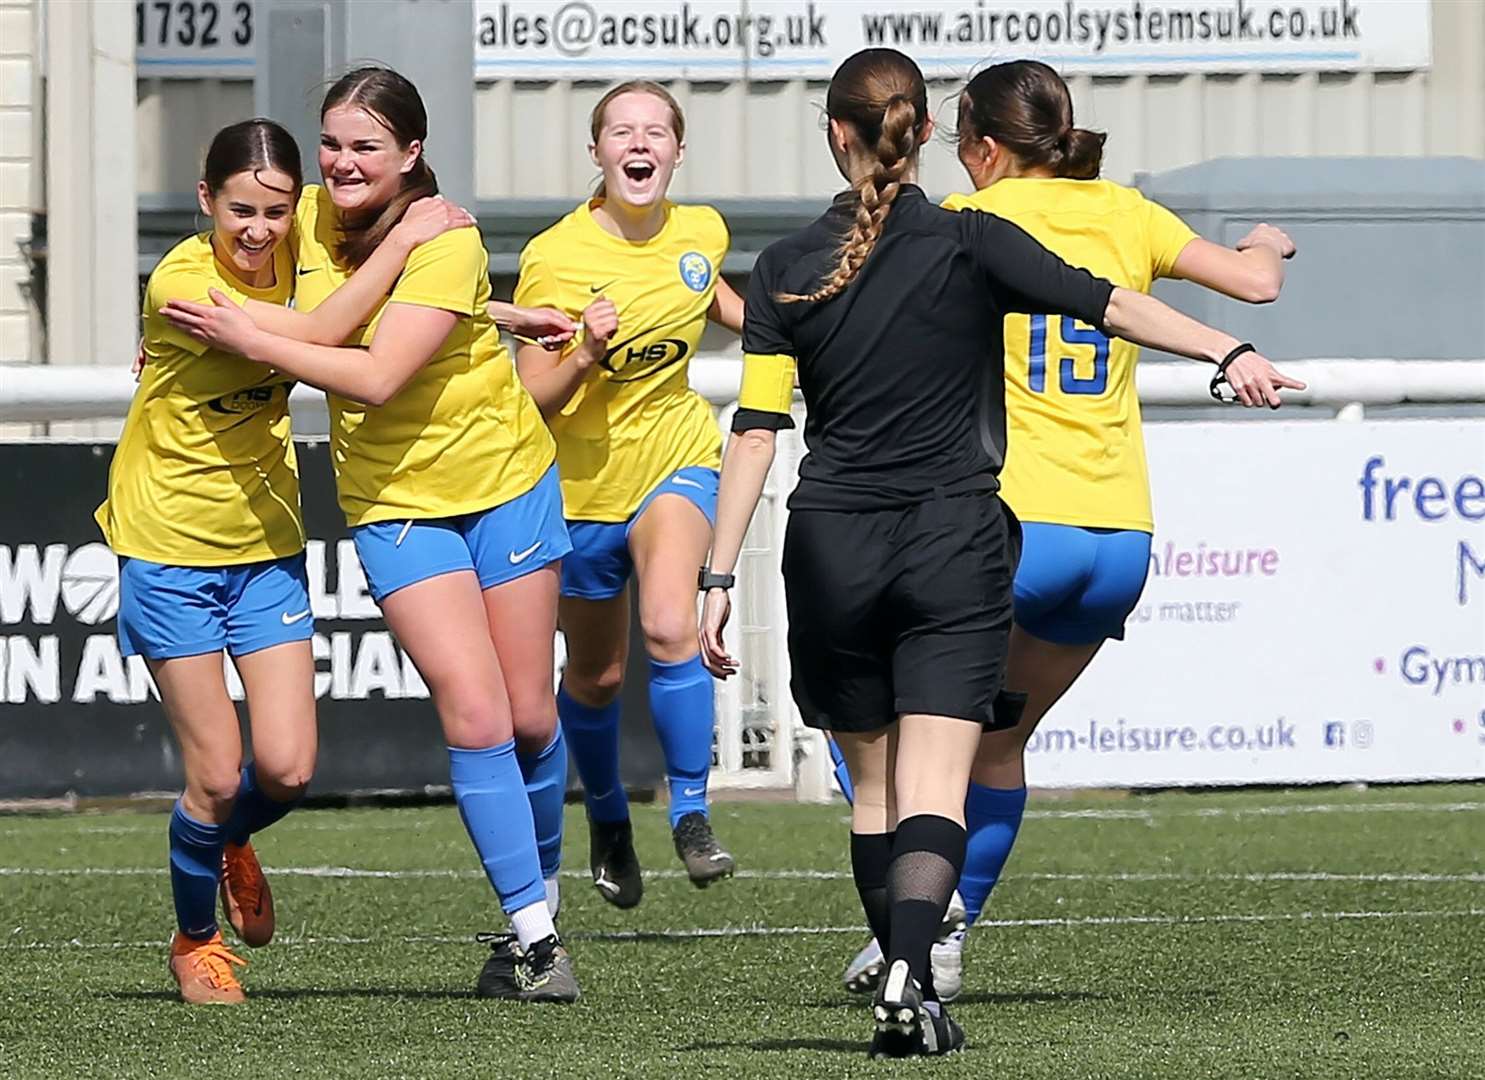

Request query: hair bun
[{"left": 1060, "top": 127, "right": 1106, "bottom": 180}]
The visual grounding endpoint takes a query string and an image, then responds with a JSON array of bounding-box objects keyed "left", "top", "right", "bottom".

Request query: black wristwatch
[{"left": 698, "top": 567, "right": 736, "bottom": 592}]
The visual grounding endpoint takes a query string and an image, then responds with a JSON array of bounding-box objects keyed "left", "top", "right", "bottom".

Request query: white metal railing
[
  {"left": 4, "top": 357, "right": 1485, "bottom": 423},
  {"left": 4, "top": 357, "right": 1483, "bottom": 799}
]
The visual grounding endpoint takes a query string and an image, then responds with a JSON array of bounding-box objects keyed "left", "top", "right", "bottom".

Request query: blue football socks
[
  {"left": 517, "top": 727, "right": 568, "bottom": 881},
  {"left": 168, "top": 801, "right": 225, "bottom": 940},
  {"left": 959, "top": 782, "right": 1028, "bottom": 924},
  {"left": 558, "top": 685, "right": 629, "bottom": 823},
  {"left": 447, "top": 741, "right": 547, "bottom": 917},
  {"left": 223, "top": 763, "right": 302, "bottom": 847},
  {"left": 648, "top": 655, "right": 715, "bottom": 828}
]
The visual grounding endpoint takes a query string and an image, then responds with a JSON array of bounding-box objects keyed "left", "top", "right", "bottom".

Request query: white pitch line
[
  {"left": 4, "top": 907, "right": 1483, "bottom": 952},
  {"left": 2, "top": 798, "right": 1480, "bottom": 838},
  {"left": 3, "top": 866, "right": 1482, "bottom": 885}
]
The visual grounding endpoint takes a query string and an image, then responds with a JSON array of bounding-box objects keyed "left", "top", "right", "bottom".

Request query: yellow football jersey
[
  {"left": 513, "top": 199, "right": 728, "bottom": 522},
  {"left": 943, "top": 179, "right": 1196, "bottom": 532},
  {"left": 96, "top": 233, "right": 304, "bottom": 565},
  {"left": 293, "top": 185, "right": 555, "bottom": 527}
]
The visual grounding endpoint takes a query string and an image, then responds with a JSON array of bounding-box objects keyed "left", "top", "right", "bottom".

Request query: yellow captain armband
[
  {"left": 738, "top": 352, "right": 797, "bottom": 414},
  {"left": 733, "top": 352, "right": 797, "bottom": 433}
]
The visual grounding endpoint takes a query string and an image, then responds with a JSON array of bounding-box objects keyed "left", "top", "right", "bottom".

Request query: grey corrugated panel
[
  {"left": 133, "top": 2, "right": 1485, "bottom": 200},
  {"left": 1137, "top": 156, "right": 1485, "bottom": 362},
  {"left": 134, "top": 196, "right": 824, "bottom": 276}
]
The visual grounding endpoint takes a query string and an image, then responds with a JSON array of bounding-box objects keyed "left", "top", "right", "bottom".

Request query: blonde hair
[
  {"left": 779, "top": 49, "right": 927, "bottom": 305},
  {"left": 589, "top": 81, "right": 686, "bottom": 200}
]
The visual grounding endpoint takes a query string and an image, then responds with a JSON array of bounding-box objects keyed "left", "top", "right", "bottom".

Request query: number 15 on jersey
[{"left": 1028, "top": 314, "right": 1110, "bottom": 396}]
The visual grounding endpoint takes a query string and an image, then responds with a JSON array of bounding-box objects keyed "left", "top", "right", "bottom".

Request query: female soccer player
[
  {"left": 698, "top": 48, "right": 1302, "bottom": 1058},
  {"left": 99, "top": 118, "right": 470, "bottom": 1005},
  {"left": 161, "top": 68, "right": 582, "bottom": 1002},
  {"left": 512, "top": 81, "right": 744, "bottom": 905},
  {"left": 838, "top": 59, "right": 1300, "bottom": 1000}
]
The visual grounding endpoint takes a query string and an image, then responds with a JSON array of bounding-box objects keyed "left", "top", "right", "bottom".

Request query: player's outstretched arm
[
  {"left": 1169, "top": 223, "right": 1295, "bottom": 304},
  {"left": 1102, "top": 288, "right": 1306, "bottom": 408}
]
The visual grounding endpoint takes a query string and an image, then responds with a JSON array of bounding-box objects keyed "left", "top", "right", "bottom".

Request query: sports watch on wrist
[{"left": 698, "top": 567, "right": 736, "bottom": 592}]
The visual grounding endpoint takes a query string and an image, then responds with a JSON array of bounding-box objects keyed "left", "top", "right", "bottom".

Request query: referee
[{"left": 697, "top": 47, "right": 1298, "bottom": 1061}]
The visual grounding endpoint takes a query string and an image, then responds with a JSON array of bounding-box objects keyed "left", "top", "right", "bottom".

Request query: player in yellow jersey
[
  {"left": 836, "top": 59, "right": 1300, "bottom": 998},
  {"left": 99, "top": 119, "right": 471, "bottom": 1005},
  {"left": 513, "top": 81, "right": 745, "bottom": 905},
  {"left": 159, "top": 68, "right": 583, "bottom": 1003}
]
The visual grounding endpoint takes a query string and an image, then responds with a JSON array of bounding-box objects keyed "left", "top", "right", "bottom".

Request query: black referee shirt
[{"left": 736, "top": 185, "right": 1114, "bottom": 512}]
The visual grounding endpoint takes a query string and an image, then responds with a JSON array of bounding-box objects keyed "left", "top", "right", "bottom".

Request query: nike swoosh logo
[
  {"left": 281, "top": 610, "right": 311, "bottom": 625},
  {"left": 671, "top": 477, "right": 705, "bottom": 490},
  {"left": 296, "top": 266, "right": 322, "bottom": 276},
  {"left": 594, "top": 871, "right": 619, "bottom": 895},
  {"left": 682, "top": 786, "right": 705, "bottom": 797},
  {"left": 508, "top": 542, "right": 542, "bottom": 564},
  {"left": 589, "top": 279, "right": 618, "bottom": 294}
]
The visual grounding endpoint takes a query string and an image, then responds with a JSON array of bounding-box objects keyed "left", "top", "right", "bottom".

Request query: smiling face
[
  {"left": 197, "top": 168, "right": 296, "bottom": 281},
  {"left": 590, "top": 91, "right": 683, "bottom": 209},
  {"left": 318, "top": 105, "right": 421, "bottom": 213}
]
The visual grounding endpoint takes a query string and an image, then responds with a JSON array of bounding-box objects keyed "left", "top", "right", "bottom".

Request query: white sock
[
  {"left": 509, "top": 900, "right": 556, "bottom": 948},
  {"left": 544, "top": 876, "right": 561, "bottom": 920}
]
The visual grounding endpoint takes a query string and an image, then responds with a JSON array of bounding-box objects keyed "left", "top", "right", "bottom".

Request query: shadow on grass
[
  {"left": 808, "top": 989, "right": 1107, "bottom": 1009},
  {"left": 678, "top": 1038, "right": 863, "bottom": 1055},
  {"left": 103, "top": 987, "right": 475, "bottom": 1002},
  {"left": 952, "top": 989, "right": 1108, "bottom": 1006}
]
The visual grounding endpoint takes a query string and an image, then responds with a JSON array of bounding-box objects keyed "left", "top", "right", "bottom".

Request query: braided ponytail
[{"left": 779, "top": 50, "right": 927, "bottom": 305}]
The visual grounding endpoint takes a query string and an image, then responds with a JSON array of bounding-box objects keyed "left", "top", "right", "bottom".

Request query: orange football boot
[
  {"left": 168, "top": 930, "right": 247, "bottom": 1005},
  {"left": 220, "top": 841, "right": 275, "bottom": 947}
]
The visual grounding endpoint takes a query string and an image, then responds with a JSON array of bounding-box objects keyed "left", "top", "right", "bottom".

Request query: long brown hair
[
  {"left": 780, "top": 49, "right": 928, "bottom": 305},
  {"left": 321, "top": 66, "right": 438, "bottom": 267},
  {"left": 203, "top": 118, "right": 302, "bottom": 197},
  {"left": 588, "top": 80, "right": 686, "bottom": 200},
  {"left": 959, "top": 60, "right": 1105, "bottom": 180}
]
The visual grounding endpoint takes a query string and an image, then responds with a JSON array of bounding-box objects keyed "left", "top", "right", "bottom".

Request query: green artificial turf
[{"left": 1, "top": 784, "right": 1481, "bottom": 1079}]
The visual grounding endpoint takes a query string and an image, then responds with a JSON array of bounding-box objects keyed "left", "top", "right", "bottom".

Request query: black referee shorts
[{"left": 782, "top": 492, "right": 1021, "bottom": 734}]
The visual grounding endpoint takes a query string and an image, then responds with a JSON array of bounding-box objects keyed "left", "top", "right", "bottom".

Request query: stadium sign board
[
  {"left": 0, "top": 442, "right": 665, "bottom": 799},
  {"left": 136, "top": 1, "right": 1432, "bottom": 79},
  {"left": 1026, "top": 419, "right": 1485, "bottom": 789}
]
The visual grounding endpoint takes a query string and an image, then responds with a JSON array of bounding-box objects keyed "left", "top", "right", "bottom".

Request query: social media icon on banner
[
  {"left": 1323, "top": 721, "right": 1346, "bottom": 749},
  {"left": 1351, "top": 720, "right": 1374, "bottom": 750}
]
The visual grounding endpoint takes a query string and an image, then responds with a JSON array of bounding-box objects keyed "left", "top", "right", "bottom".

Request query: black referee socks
[
  {"left": 886, "top": 814, "right": 968, "bottom": 1002},
  {"left": 850, "top": 830, "right": 894, "bottom": 956}
]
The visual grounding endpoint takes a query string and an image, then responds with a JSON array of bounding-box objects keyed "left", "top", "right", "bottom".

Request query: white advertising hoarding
[
  {"left": 136, "top": 0, "right": 1431, "bottom": 79},
  {"left": 1023, "top": 418, "right": 1485, "bottom": 789}
]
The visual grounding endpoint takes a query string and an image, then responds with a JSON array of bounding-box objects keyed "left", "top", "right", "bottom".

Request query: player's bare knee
[
  {"left": 257, "top": 760, "right": 314, "bottom": 802},
  {"left": 973, "top": 727, "right": 1029, "bottom": 777},
  {"left": 441, "top": 697, "right": 514, "bottom": 750},
  {"left": 565, "top": 661, "right": 624, "bottom": 707},
  {"left": 511, "top": 699, "right": 559, "bottom": 754},
  {"left": 190, "top": 767, "right": 243, "bottom": 821},
  {"left": 640, "top": 606, "right": 697, "bottom": 663}
]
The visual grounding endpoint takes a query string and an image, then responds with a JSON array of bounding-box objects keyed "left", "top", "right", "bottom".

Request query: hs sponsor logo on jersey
[{"left": 206, "top": 382, "right": 288, "bottom": 416}]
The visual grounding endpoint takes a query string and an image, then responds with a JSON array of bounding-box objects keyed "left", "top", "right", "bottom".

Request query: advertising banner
[
  {"left": 136, "top": 0, "right": 1431, "bottom": 79},
  {"left": 1024, "top": 419, "right": 1485, "bottom": 788},
  {"left": 0, "top": 442, "right": 663, "bottom": 799}
]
